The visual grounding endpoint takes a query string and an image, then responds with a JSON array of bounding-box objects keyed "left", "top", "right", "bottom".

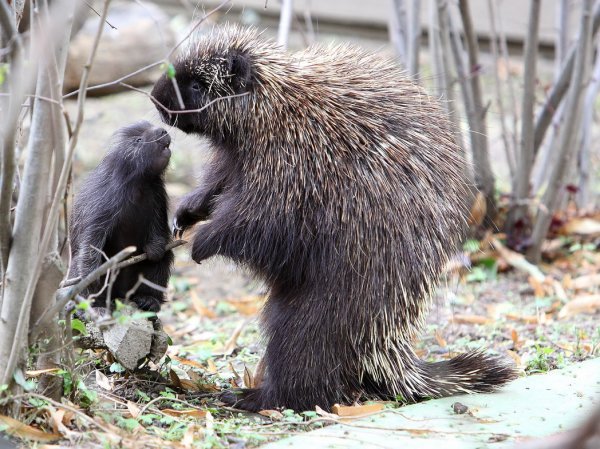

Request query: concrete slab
[{"left": 261, "top": 358, "right": 600, "bottom": 449}]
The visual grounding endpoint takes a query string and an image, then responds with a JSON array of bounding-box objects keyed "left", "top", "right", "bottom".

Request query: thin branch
[
  {"left": 277, "top": 0, "right": 294, "bottom": 49},
  {"left": 60, "top": 239, "right": 186, "bottom": 287},
  {"left": 63, "top": 0, "right": 232, "bottom": 100},
  {"left": 528, "top": 0, "right": 594, "bottom": 263},
  {"left": 29, "top": 246, "right": 136, "bottom": 341},
  {"left": 533, "top": 1, "right": 600, "bottom": 154},
  {"left": 121, "top": 81, "right": 249, "bottom": 115},
  {"left": 505, "top": 0, "right": 541, "bottom": 235}
]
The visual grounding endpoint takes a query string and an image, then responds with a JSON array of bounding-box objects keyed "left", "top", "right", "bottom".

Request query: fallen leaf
[
  {"left": 47, "top": 408, "right": 67, "bottom": 435},
  {"left": 227, "top": 295, "right": 265, "bottom": 316},
  {"left": 258, "top": 409, "right": 284, "bottom": 420},
  {"left": 206, "top": 359, "right": 218, "bottom": 374},
  {"left": 126, "top": 401, "right": 141, "bottom": 419},
  {"left": 570, "top": 273, "right": 600, "bottom": 290},
  {"left": 528, "top": 276, "right": 546, "bottom": 298},
  {"left": 95, "top": 370, "right": 112, "bottom": 391},
  {"left": 491, "top": 238, "right": 545, "bottom": 282},
  {"left": 214, "top": 319, "right": 248, "bottom": 356},
  {"left": 170, "top": 355, "right": 204, "bottom": 369},
  {"left": 315, "top": 405, "right": 339, "bottom": 420},
  {"left": 190, "top": 290, "right": 216, "bottom": 318},
  {"left": 434, "top": 329, "right": 447, "bottom": 348},
  {"left": 510, "top": 329, "right": 520, "bottom": 348},
  {"left": 179, "top": 379, "right": 201, "bottom": 392},
  {"left": 243, "top": 366, "right": 254, "bottom": 389},
  {"left": 25, "top": 368, "right": 61, "bottom": 377},
  {"left": 560, "top": 217, "right": 600, "bottom": 236},
  {"left": 558, "top": 294, "right": 600, "bottom": 319},
  {"left": 162, "top": 408, "right": 207, "bottom": 418},
  {"left": 332, "top": 403, "right": 384, "bottom": 417},
  {"left": 506, "top": 350, "right": 522, "bottom": 367},
  {"left": 451, "top": 314, "right": 490, "bottom": 325},
  {"left": 467, "top": 191, "right": 486, "bottom": 227},
  {"left": 169, "top": 369, "right": 183, "bottom": 389},
  {"left": 0, "top": 415, "right": 61, "bottom": 442},
  {"left": 505, "top": 313, "right": 542, "bottom": 324}
]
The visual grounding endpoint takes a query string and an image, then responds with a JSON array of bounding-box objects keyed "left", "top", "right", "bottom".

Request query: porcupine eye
[{"left": 191, "top": 81, "right": 201, "bottom": 91}]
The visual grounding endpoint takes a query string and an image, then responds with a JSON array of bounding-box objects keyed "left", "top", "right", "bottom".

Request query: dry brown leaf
[
  {"left": 434, "top": 329, "right": 447, "bottom": 348},
  {"left": 510, "top": 329, "right": 520, "bottom": 348},
  {"left": 227, "top": 295, "right": 265, "bottom": 316},
  {"left": 558, "top": 294, "right": 600, "bottom": 319},
  {"left": 451, "top": 314, "right": 490, "bottom": 325},
  {"left": 332, "top": 403, "right": 385, "bottom": 417},
  {"left": 181, "top": 423, "right": 200, "bottom": 448},
  {"left": 505, "top": 313, "right": 541, "bottom": 324},
  {"left": 170, "top": 355, "right": 204, "bottom": 369},
  {"left": 179, "top": 379, "right": 201, "bottom": 392},
  {"left": 95, "top": 370, "right": 112, "bottom": 391},
  {"left": 47, "top": 409, "right": 67, "bottom": 436},
  {"left": 0, "top": 415, "right": 61, "bottom": 442},
  {"left": 25, "top": 368, "right": 61, "bottom": 377},
  {"left": 467, "top": 191, "right": 486, "bottom": 227},
  {"left": 315, "top": 405, "right": 339, "bottom": 420},
  {"left": 491, "top": 238, "right": 545, "bottom": 282},
  {"left": 124, "top": 401, "right": 141, "bottom": 419},
  {"left": 258, "top": 409, "right": 284, "bottom": 420},
  {"left": 243, "top": 366, "right": 254, "bottom": 389},
  {"left": 190, "top": 290, "right": 216, "bottom": 318},
  {"left": 570, "top": 273, "right": 600, "bottom": 290},
  {"left": 506, "top": 350, "right": 522, "bottom": 367},
  {"left": 528, "top": 276, "right": 546, "bottom": 298},
  {"left": 162, "top": 408, "right": 207, "bottom": 418},
  {"left": 169, "top": 369, "right": 183, "bottom": 389},
  {"left": 206, "top": 359, "right": 218, "bottom": 374},
  {"left": 220, "top": 319, "right": 248, "bottom": 356},
  {"left": 205, "top": 411, "right": 214, "bottom": 435},
  {"left": 560, "top": 217, "right": 600, "bottom": 236}
]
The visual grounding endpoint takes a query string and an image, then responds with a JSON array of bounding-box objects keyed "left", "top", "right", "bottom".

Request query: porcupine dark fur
[
  {"left": 151, "top": 25, "right": 517, "bottom": 411},
  {"left": 69, "top": 121, "right": 174, "bottom": 313}
]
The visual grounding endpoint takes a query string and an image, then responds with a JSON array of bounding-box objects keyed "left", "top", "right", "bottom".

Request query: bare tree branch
[
  {"left": 277, "top": 0, "right": 294, "bottom": 49},
  {"left": 458, "top": 0, "right": 496, "bottom": 227},
  {"left": 29, "top": 246, "right": 136, "bottom": 342},
  {"left": 528, "top": 0, "right": 594, "bottom": 263},
  {"left": 505, "top": 0, "right": 541, "bottom": 241},
  {"left": 533, "top": 1, "right": 600, "bottom": 154}
]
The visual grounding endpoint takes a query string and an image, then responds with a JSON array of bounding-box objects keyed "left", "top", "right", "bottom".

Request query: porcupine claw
[{"left": 172, "top": 217, "right": 183, "bottom": 238}]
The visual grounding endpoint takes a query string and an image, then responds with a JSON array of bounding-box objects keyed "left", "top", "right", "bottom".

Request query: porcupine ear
[{"left": 226, "top": 50, "right": 254, "bottom": 93}]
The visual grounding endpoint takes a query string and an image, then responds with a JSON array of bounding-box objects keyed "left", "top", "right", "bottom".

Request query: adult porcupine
[
  {"left": 69, "top": 121, "right": 174, "bottom": 312},
  {"left": 151, "top": 25, "right": 517, "bottom": 411}
]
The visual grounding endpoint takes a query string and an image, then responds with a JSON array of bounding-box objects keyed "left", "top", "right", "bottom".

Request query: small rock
[
  {"left": 102, "top": 308, "right": 153, "bottom": 371},
  {"left": 452, "top": 402, "right": 469, "bottom": 414}
]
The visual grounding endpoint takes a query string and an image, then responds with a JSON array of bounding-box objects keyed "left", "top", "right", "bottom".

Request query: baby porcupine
[
  {"left": 151, "top": 25, "right": 517, "bottom": 412},
  {"left": 69, "top": 121, "right": 174, "bottom": 313}
]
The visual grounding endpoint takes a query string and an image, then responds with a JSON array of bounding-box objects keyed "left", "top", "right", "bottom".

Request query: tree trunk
[
  {"left": 505, "top": 0, "right": 541, "bottom": 250},
  {"left": 528, "top": 0, "right": 594, "bottom": 263},
  {"left": 457, "top": 0, "right": 496, "bottom": 227}
]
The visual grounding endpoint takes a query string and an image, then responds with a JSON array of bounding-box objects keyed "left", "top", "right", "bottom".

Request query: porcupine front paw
[{"left": 220, "top": 388, "right": 265, "bottom": 412}]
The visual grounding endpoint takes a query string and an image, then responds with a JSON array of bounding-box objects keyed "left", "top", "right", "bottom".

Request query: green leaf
[
  {"left": 0, "top": 64, "right": 8, "bottom": 86},
  {"left": 76, "top": 300, "right": 90, "bottom": 310},
  {"left": 463, "top": 239, "right": 480, "bottom": 253},
  {"left": 13, "top": 369, "right": 35, "bottom": 392},
  {"left": 71, "top": 318, "right": 87, "bottom": 335},
  {"left": 167, "top": 63, "right": 176, "bottom": 79},
  {"left": 109, "top": 362, "right": 126, "bottom": 373}
]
